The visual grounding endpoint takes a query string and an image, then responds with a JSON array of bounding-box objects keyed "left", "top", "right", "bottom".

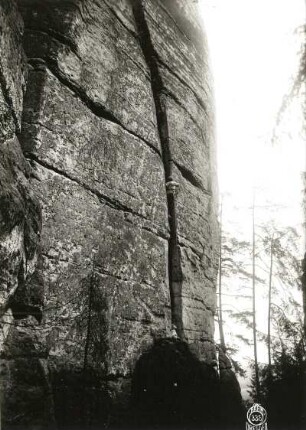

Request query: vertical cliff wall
[{"left": 0, "top": 0, "right": 223, "bottom": 428}]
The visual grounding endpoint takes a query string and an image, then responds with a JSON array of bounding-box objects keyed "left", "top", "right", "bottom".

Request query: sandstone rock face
[{"left": 0, "top": 0, "right": 222, "bottom": 428}]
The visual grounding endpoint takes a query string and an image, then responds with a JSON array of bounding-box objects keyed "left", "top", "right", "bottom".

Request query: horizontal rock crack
[
  {"left": 26, "top": 153, "right": 168, "bottom": 241},
  {"left": 157, "top": 56, "right": 209, "bottom": 116},
  {"left": 28, "top": 58, "right": 161, "bottom": 159},
  {"left": 26, "top": 153, "right": 146, "bottom": 218}
]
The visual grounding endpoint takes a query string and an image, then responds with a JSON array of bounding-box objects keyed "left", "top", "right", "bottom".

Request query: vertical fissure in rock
[{"left": 131, "top": 0, "right": 184, "bottom": 338}]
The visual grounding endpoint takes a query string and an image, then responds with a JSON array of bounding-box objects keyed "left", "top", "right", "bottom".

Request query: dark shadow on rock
[
  {"left": 51, "top": 367, "right": 112, "bottom": 430},
  {"left": 2, "top": 335, "right": 245, "bottom": 430},
  {"left": 1, "top": 323, "right": 55, "bottom": 430},
  {"left": 129, "top": 338, "right": 220, "bottom": 430}
]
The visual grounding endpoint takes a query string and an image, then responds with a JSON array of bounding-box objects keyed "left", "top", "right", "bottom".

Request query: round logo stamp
[{"left": 246, "top": 404, "right": 268, "bottom": 430}]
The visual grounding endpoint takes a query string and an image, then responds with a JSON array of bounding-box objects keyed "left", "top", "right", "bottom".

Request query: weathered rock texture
[{"left": 0, "top": 1, "right": 241, "bottom": 429}]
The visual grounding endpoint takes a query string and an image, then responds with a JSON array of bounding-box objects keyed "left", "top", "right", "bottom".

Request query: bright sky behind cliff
[
  {"left": 199, "top": 0, "right": 305, "bottom": 222},
  {"left": 199, "top": 0, "right": 305, "bottom": 397}
]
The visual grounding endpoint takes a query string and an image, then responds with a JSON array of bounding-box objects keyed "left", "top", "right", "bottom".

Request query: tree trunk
[
  {"left": 267, "top": 235, "right": 274, "bottom": 369},
  {"left": 252, "top": 194, "right": 260, "bottom": 400},
  {"left": 218, "top": 201, "right": 226, "bottom": 352},
  {"left": 301, "top": 252, "right": 306, "bottom": 428}
]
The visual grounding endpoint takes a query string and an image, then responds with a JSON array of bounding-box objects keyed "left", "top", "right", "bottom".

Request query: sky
[
  {"left": 198, "top": 0, "right": 305, "bottom": 397},
  {"left": 199, "top": 0, "right": 305, "bottom": 220}
]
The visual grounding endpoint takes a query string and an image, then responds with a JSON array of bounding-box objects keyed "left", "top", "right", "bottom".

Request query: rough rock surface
[{"left": 0, "top": 0, "right": 241, "bottom": 428}]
